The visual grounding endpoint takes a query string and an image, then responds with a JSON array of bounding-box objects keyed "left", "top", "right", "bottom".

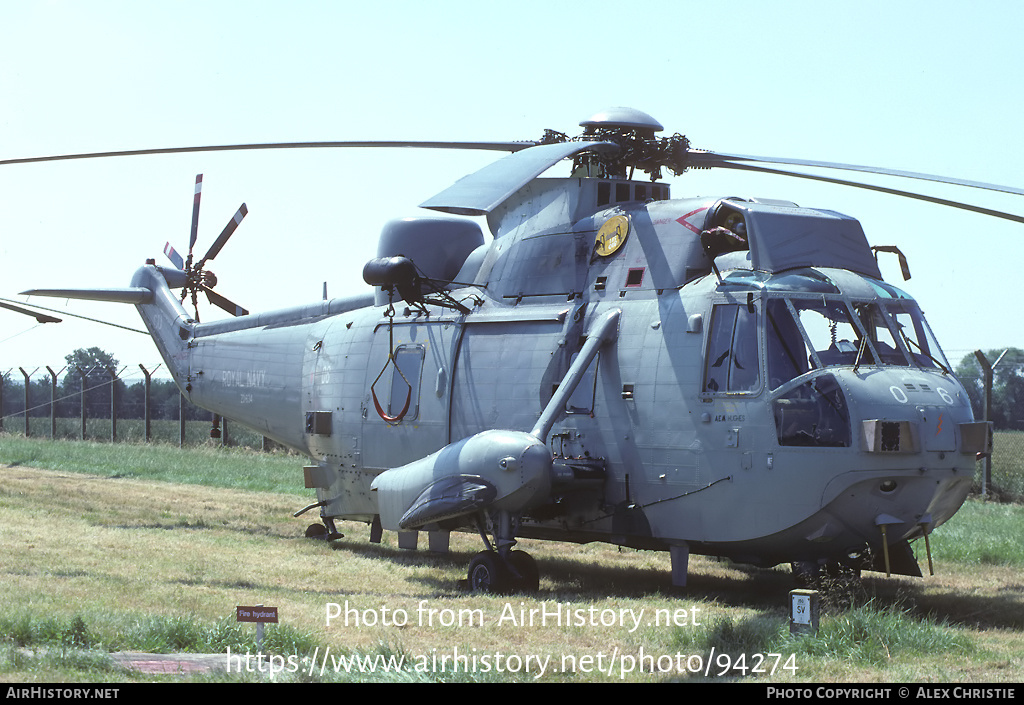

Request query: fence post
[
  {"left": 46, "top": 366, "right": 65, "bottom": 439},
  {"left": 109, "top": 368, "right": 116, "bottom": 442},
  {"left": 138, "top": 364, "right": 160, "bottom": 443},
  {"left": 77, "top": 366, "right": 88, "bottom": 440},
  {"left": 0, "top": 370, "right": 7, "bottom": 432},
  {"left": 110, "top": 366, "right": 126, "bottom": 443},
  {"left": 973, "top": 349, "right": 1007, "bottom": 499},
  {"left": 19, "top": 368, "right": 34, "bottom": 437}
]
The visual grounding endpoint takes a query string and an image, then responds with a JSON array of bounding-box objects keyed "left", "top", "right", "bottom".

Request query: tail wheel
[
  {"left": 467, "top": 550, "right": 539, "bottom": 594},
  {"left": 305, "top": 523, "right": 328, "bottom": 539}
]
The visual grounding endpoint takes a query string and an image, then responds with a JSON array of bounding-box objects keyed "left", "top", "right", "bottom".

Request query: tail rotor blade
[
  {"left": 163, "top": 242, "right": 185, "bottom": 270},
  {"left": 189, "top": 174, "right": 203, "bottom": 252},
  {"left": 199, "top": 203, "right": 247, "bottom": 266},
  {"left": 203, "top": 286, "right": 249, "bottom": 317}
]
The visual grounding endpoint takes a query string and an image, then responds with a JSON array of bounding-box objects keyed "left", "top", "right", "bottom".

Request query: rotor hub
[
  {"left": 580, "top": 107, "right": 664, "bottom": 135},
  {"left": 571, "top": 108, "right": 686, "bottom": 181}
]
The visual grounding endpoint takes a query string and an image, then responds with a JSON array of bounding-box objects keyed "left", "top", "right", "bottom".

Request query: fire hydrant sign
[{"left": 237, "top": 605, "right": 278, "bottom": 623}]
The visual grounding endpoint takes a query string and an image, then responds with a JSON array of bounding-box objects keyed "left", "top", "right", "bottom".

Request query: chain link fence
[
  {"left": 0, "top": 365, "right": 270, "bottom": 450},
  {"left": 981, "top": 432, "right": 1024, "bottom": 503},
  {"left": 952, "top": 348, "right": 1024, "bottom": 502}
]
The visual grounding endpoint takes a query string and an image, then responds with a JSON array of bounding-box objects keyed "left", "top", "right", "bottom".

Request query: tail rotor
[{"left": 164, "top": 174, "right": 249, "bottom": 321}]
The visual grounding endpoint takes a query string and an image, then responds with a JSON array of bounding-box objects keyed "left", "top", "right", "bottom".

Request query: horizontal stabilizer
[{"left": 20, "top": 287, "right": 153, "bottom": 304}]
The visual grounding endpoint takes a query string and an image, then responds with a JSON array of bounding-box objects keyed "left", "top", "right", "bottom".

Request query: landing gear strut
[{"left": 466, "top": 510, "right": 539, "bottom": 593}]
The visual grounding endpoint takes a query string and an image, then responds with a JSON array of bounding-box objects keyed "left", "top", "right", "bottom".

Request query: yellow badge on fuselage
[{"left": 594, "top": 215, "right": 630, "bottom": 257}]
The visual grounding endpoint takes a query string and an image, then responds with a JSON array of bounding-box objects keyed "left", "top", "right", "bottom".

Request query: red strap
[{"left": 372, "top": 384, "right": 411, "bottom": 424}]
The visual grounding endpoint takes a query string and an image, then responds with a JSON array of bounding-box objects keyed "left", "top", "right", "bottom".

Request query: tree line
[
  {"left": 1, "top": 347, "right": 208, "bottom": 423},
  {"left": 955, "top": 348, "right": 1024, "bottom": 431}
]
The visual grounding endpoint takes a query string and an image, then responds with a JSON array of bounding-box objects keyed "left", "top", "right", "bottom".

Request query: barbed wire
[{"left": 0, "top": 362, "right": 185, "bottom": 423}]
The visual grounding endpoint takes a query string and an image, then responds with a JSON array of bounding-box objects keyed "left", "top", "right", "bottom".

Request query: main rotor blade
[
  {"left": 421, "top": 140, "right": 619, "bottom": 215},
  {"left": 1, "top": 296, "right": 146, "bottom": 333},
  {"left": 687, "top": 151, "right": 1024, "bottom": 198},
  {"left": 0, "top": 300, "right": 61, "bottom": 323},
  {"left": 708, "top": 161, "right": 1024, "bottom": 225},
  {"left": 198, "top": 203, "right": 247, "bottom": 266},
  {"left": 0, "top": 140, "right": 534, "bottom": 167},
  {"left": 202, "top": 286, "right": 249, "bottom": 317}
]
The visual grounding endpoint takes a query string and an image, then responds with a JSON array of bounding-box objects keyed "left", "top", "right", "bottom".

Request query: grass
[
  {"left": 0, "top": 610, "right": 319, "bottom": 655},
  {"left": 929, "top": 500, "right": 1024, "bottom": 569},
  {"left": 0, "top": 433, "right": 306, "bottom": 494},
  {"left": 0, "top": 436, "right": 1021, "bottom": 683},
  {"left": 663, "top": 602, "right": 975, "bottom": 681}
]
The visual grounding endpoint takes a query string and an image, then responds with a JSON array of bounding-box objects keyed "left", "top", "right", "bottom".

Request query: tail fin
[{"left": 22, "top": 264, "right": 194, "bottom": 388}]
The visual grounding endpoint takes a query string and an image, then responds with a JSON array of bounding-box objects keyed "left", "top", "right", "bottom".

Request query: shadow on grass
[{"left": 319, "top": 533, "right": 1024, "bottom": 634}]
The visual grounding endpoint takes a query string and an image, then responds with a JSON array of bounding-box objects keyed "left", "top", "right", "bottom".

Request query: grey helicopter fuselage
[{"left": 126, "top": 172, "right": 983, "bottom": 584}]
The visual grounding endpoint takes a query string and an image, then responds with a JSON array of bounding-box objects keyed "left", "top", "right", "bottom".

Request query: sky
[{"left": 2, "top": 0, "right": 1023, "bottom": 388}]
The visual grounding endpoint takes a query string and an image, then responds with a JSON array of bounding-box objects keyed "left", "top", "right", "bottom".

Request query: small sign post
[
  {"left": 237, "top": 605, "right": 278, "bottom": 654},
  {"left": 789, "top": 589, "right": 819, "bottom": 636}
]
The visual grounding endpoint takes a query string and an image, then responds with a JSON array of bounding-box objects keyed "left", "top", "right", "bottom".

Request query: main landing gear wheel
[
  {"left": 467, "top": 550, "right": 539, "bottom": 594},
  {"left": 468, "top": 551, "right": 505, "bottom": 593},
  {"left": 466, "top": 509, "right": 539, "bottom": 594},
  {"left": 507, "top": 550, "right": 539, "bottom": 593}
]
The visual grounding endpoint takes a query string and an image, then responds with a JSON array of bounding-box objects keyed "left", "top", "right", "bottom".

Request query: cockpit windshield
[
  {"left": 883, "top": 299, "right": 951, "bottom": 372},
  {"left": 765, "top": 296, "right": 949, "bottom": 389}
]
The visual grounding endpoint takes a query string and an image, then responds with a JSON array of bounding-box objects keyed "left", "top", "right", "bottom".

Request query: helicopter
[{"left": 13, "top": 107, "right": 1021, "bottom": 594}]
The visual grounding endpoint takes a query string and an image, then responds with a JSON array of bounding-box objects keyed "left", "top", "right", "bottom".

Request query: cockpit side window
[
  {"left": 704, "top": 303, "right": 760, "bottom": 394},
  {"left": 766, "top": 299, "right": 809, "bottom": 389},
  {"left": 773, "top": 373, "right": 851, "bottom": 447}
]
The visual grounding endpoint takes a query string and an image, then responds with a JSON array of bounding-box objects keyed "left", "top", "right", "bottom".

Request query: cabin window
[
  {"left": 388, "top": 345, "right": 425, "bottom": 420},
  {"left": 704, "top": 303, "right": 760, "bottom": 394}
]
